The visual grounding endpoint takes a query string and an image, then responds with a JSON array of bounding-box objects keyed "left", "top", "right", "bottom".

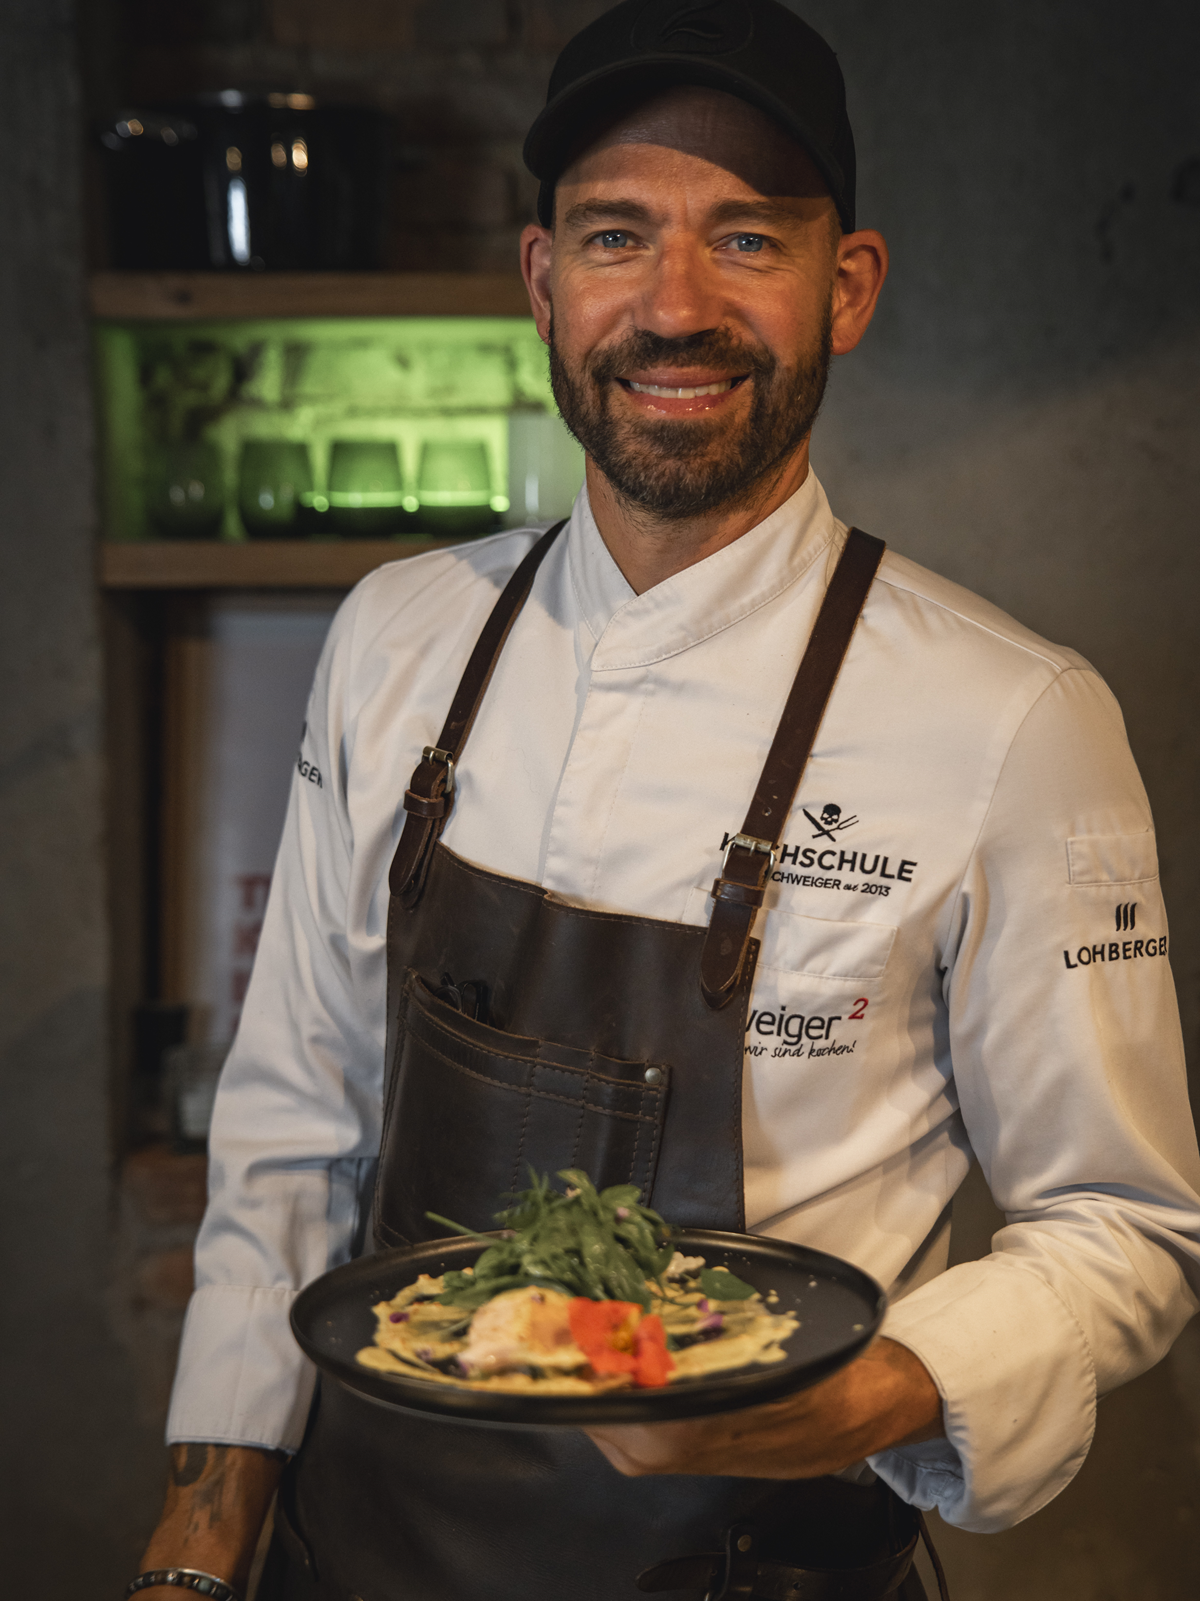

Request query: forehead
[{"left": 559, "top": 85, "right": 829, "bottom": 209}]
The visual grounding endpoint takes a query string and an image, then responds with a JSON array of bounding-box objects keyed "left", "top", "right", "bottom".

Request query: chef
[{"left": 129, "top": 4, "right": 1200, "bottom": 1601}]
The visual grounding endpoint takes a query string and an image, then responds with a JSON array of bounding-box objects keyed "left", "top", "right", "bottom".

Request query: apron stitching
[
  {"left": 414, "top": 1033, "right": 662, "bottom": 1121},
  {"left": 628, "top": 1091, "right": 645, "bottom": 1189},
  {"left": 568, "top": 1062, "right": 591, "bottom": 1167},
  {"left": 375, "top": 983, "right": 415, "bottom": 1226},
  {"left": 510, "top": 1074, "right": 535, "bottom": 1196},
  {"left": 545, "top": 902, "right": 708, "bottom": 937},
  {"left": 411, "top": 1004, "right": 659, "bottom": 1089},
  {"left": 640, "top": 1089, "right": 666, "bottom": 1205},
  {"left": 374, "top": 1217, "right": 408, "bottom": 1248},
  {"left": 411, "top": 992, "right": 539, "bottom": 1054},
  {"left": 444, "top": 851, "right": 545, "bottom": 892},
  {"left": 728, "top": 951, "right": 756, "bottom": 1231}
]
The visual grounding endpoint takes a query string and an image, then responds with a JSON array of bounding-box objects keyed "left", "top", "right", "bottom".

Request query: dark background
[{"left": 1, "top": 2, "right": 1198, "bottom": 1596}]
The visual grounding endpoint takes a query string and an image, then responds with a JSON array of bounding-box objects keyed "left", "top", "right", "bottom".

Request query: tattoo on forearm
[
  {"left": 169, "top": 1444, "right": 288, "bottom": 1497},
  {"left": 193, "top": 1453, "right": 228, "bottom": 1530},
  {"left": 153, "top": 1443, "right": 289, "bottom": 1569},
  {"left": 170, "top": 1443, "right": 212, "bottom": 1489}
]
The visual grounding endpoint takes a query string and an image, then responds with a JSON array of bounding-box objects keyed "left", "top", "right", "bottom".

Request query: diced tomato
[
  {"left": 633, "top": 1314, "right": 675, "bottom": 1388},
  {"left": 568, "top": 1298, "right": 642, "bottom": 1375}
]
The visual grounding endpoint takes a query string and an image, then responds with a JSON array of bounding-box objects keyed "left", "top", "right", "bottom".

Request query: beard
[{"left": 548, "top": 309, "right": 832, "bottom": 522}]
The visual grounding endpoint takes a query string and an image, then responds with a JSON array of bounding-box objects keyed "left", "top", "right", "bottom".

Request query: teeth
[{"left": 627, "top": 379, "right": 735, "bottom": 398}]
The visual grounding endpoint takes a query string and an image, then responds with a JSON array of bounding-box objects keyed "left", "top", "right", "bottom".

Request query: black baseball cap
[{"left": 523, "top": 0, "right": 856, "bottom": 231}]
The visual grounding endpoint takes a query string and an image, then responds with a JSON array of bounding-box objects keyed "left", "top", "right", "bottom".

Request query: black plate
[{"left": 291, "top": 1230, "right": 886, "bottom": 1426}]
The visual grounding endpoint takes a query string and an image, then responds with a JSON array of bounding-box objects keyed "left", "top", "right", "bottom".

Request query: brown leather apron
[{"left": 263, "top": 524, "right": 946, "bottom": 1601}]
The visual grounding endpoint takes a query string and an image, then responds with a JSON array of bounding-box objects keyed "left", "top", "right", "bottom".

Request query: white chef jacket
[{"left": 168, "top": 469, "right": 1200, "bottom": 1535}]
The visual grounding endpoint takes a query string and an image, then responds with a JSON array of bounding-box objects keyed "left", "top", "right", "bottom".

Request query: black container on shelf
[
  {"left": 99, "top": 92, "right": 387, "bottom": 270},
  {"left": 147, "top": 440, "right": 226, "bottom": 538},
  {"left": 238, "top": 440, "right": 313, "bottom": 538}
]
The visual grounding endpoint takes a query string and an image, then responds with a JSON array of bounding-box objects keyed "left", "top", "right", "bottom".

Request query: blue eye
[
  {"left": 733, "top": 234, "right": 765, "bottom": 253},
  {"left": 598, "top": 231, "right": 630, "bottom": 248}
]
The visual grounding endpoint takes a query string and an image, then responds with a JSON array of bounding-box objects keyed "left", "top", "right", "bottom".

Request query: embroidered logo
[
  {"left": 719, "top": 830, "right": 918, "bottom": 897},
  {"left": 631, "top": 0, "right": 755, "bottom": 56},
  {"left": 1063, "top": 933, "right": 1165, "bottom": 969},
  {"left": 802, "top": 803, "right": 859, "bottom": 842},
  {"left": 297, "top": 721, "right": 323, "bottom": 789},
  {"left": 1115, "top": 902, "right": 1137, "bottom": 932}
]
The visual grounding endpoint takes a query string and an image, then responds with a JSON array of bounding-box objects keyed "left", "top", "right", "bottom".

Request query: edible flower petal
[
  {"left": 633, "top": 1313, "right": 674, "bottom": 1388},
  {"left": 568, "top": 1297, "right": 642, "bottom": 1374},
  {"left": 566, "top": 1299, "right": 675, "bottom": 1387}
]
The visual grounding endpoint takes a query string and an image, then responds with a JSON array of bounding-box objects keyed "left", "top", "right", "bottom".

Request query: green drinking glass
[
  {"left": 327, "top": 440, "right": 406, "bottom": 537},
  {"left": 416, "top": 438, "right": 497, "bottom": 537},
  {"left": 238, "top": 440, "right": 313, "bottom": 539},
  {"left": 148, "top": 441, "right": 225, "bottom": 539}
]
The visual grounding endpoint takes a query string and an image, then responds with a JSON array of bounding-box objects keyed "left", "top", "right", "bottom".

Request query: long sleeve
[
  {"left": 872, "top": 666, "right": 1200, "bottom": 1530},
  {"left": 167, "top": 583, "right": 386, "bottom": 1451}
]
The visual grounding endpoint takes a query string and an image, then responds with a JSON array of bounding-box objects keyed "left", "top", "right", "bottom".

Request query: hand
[
  {"left": 134, "top": 1443, "right": 286, "bottom": 1599},
  {"left": 584, "top": 1337, "right": 943, "bottom": 1479}
]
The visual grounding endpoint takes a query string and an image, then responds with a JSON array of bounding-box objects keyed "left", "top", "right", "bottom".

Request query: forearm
[
  {"left": 136, "top": 1444, "right": 286, "bottom": 1599},
  {"left": 586, "top": 1336, "right": 943, "bottom": 1479}
]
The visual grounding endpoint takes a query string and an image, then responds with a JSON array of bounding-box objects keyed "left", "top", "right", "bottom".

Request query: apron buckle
[
  {"left": 721, "top": 833, "right": 776, "bottom": 873},
  {"left": 422, "top": 745, "right": 456, "bottom": 795}
]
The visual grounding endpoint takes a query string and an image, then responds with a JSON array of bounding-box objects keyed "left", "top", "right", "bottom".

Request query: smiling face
[{"left": 527, "top": 87, "right": 844, "bottom": 523}]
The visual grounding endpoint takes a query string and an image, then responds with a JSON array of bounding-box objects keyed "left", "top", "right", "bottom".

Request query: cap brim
[{"left": 524, "top": 56, "right": 854, "bottom": 232}]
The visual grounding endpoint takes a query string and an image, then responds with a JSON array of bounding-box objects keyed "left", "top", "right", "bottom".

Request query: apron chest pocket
[{"left": 374, "top": 972, "right": 670, "bottom": 1247}]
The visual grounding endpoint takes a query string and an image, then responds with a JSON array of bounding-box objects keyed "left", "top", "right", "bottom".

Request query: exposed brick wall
[{"left": 87, "top": 0, "right": 615, "bottom": 270}]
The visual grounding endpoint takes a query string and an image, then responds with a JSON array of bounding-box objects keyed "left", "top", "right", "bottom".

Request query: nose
[{"left": 633, "top": 234, "right": 727, "bottom": 342}]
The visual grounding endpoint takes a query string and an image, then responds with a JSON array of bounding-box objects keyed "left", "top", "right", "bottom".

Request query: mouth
[
  {"left": 614, "top": 372, "right": 750, "bottom": 414},
  {"left": 623, "top": 376, "right": 744, "bottom": 399}
]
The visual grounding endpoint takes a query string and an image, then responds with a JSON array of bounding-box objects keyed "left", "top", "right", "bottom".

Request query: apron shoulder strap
[
  {"left": 389, "top": 519, "right": 568, "bottom": 909},
  {"left": 700, "top": 527, "right": 886, "bottom": 1009}
]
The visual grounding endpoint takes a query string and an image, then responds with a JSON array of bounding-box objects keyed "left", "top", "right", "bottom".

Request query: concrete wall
[
  {"left": 810, "top": 0, "right": 1200, "bottom": 1072},
  {"left": 1, "top": 1, "right": 1196, "bottom": 1596},
  {"left": 0, "top": 1, "right": 168, "bottom": 1593},
  {"left": 799, "top": 3, "right": 1200, "bottom": 1593}
]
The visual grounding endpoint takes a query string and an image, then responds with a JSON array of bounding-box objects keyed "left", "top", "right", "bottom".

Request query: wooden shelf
[
  {"left": 101, "top": 538, "right": 460, "bottom": 589},
  {"left": 88, "top": 270, "right": 533, "bottom": 321}
]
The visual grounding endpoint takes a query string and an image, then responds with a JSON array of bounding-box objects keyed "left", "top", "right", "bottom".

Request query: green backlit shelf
[
  {"left": 100, "top": 538, "right": 459, "bottom": 589},
  {"left": 89, "top": 274, "right": 580, "bottom": 590}
]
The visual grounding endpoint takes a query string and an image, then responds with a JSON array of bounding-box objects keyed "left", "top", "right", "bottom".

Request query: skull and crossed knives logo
[{"left": 803, "top": 803, "right": 860, "bottom": 842}]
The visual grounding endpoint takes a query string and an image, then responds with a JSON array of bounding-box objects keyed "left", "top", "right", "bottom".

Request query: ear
[
  {"left": 830, "top": 229, "right": 889, "bottom": 356},
  {"left": 520, "top": 223, "right": 555, "bottom": 345}
]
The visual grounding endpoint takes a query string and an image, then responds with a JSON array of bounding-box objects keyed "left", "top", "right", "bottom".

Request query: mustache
[
  {"left": 588, "top": 327, "right": 776, "bottom": 385},
  {"left": 548, "top": 305, "right": 831, "bottom": 522}
]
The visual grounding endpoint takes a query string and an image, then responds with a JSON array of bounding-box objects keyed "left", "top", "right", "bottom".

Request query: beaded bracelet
[{"left": 125, "top": 1569, "right": 241, "bottom": 1601}]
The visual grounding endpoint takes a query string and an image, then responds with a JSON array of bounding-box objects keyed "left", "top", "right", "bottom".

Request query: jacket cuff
[
  {"left": 166, "top": 1283, "right": 316, "bottom": 1453},
  {"left": 867, "top": 1257, "right": 1096, "bottom": 1531}
]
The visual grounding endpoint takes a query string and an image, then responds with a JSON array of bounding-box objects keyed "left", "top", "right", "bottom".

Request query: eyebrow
[
  {"left": 705, "top": 198, "right": 805, "bottom": 229},
  {"left": 560, "top": 199, "right": 658, "bottom": 230},
  {"left": 559, "top": 195, "right": 805, "bottom": 233}
]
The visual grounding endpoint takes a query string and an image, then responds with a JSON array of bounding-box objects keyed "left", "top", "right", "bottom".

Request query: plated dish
[
  {"left": 291, "top": 1171, "right": 887, "bottom": 1426},
  {"left": 357, "top": 1172, "right": 800, "bottom": 1394}
]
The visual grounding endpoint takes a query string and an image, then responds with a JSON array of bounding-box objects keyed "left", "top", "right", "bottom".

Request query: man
[{"left": 131, "top": 4, "right": 1200, "bottom": 1600}]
